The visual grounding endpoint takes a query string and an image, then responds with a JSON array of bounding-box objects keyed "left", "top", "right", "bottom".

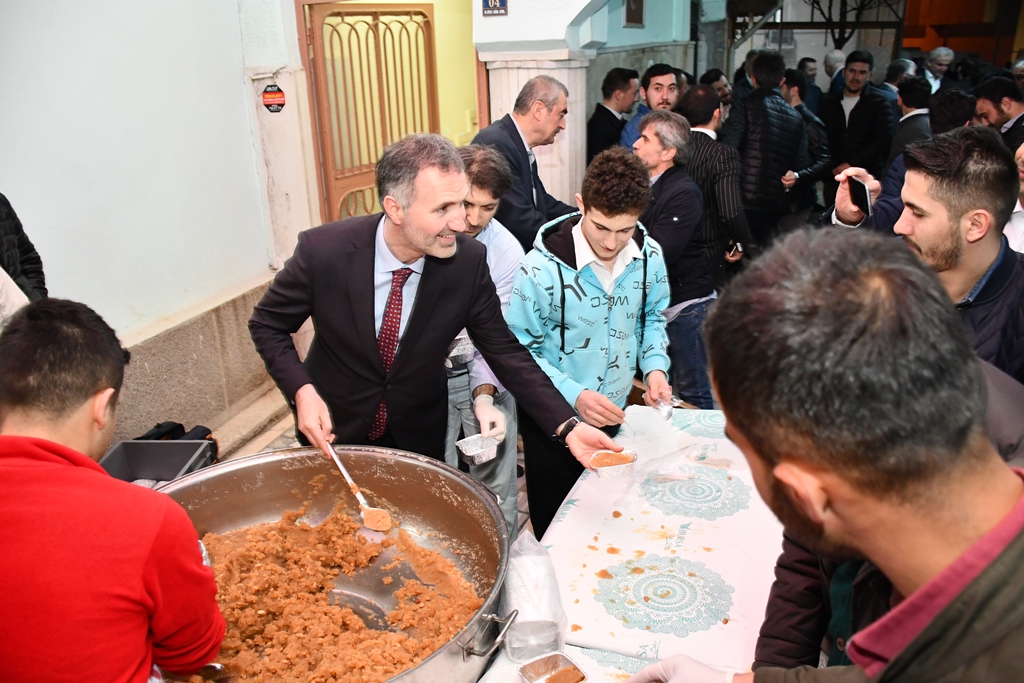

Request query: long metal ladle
[{"left": 319, "top": 443, "right": 393, "bottom": 532}]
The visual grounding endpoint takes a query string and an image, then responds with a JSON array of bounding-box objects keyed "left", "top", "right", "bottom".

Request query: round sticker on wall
[{"left": 262, "top": 84, "right": 285, "bottom": 112}]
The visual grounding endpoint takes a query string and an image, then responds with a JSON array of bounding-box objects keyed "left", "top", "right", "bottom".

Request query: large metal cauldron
[{"left": 158, "top": 445, "right": 514, "bottom": 683}]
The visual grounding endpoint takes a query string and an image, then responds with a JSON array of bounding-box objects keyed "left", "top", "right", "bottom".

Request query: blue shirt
[
  {"left": 620, "top": 103, "right": 652, "bottom": 148},
  {"left": 958, "top": 237, "right": 1008, "bottom": 307},
  {"left": 373, "top": 217, "right": 425, "bottom": 346}
]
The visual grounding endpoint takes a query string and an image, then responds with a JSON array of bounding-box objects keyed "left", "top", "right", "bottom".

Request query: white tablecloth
[{"left": 544, "top": 407, "right": 784, "bottom": 674}]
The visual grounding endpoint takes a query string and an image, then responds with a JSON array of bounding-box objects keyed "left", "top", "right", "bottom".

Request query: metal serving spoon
[{"left": 319, "top": 443, "right": 393, "bottom": 532}]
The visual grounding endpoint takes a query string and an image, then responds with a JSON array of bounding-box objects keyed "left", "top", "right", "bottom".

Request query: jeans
[
  {"left": 666, "top": 298, "right": 714, "bottom": 410},
  {"left": 443, "top": 372, "right": 520, "bottom": 538}
]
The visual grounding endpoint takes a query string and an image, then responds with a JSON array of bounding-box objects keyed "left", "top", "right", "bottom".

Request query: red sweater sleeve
[{"left": 142, "top": 499, "right": 225, "bottom": 675}]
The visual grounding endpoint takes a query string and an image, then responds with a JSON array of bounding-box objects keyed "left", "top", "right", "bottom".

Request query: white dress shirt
[
  {"left": 374, "top": 216, "right": 425, "bottom": 344},
  {"left": 572, "top": 220, "right": 642, "bottom": 294},
  {"left": 1006, "top": 200, "right": 1024, "bottom": 253},
  {"left": 693, "top": 127, "right": 718, "bottom": 140}
]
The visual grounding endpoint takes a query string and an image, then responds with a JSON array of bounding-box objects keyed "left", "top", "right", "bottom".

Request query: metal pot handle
[{"left": 459, "top": 610, "right": 518, "bottom": 661}]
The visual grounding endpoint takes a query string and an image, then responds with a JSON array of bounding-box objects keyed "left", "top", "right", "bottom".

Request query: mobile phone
[{"left": 849, "top": 176, "right": 873, "bottom": 217}]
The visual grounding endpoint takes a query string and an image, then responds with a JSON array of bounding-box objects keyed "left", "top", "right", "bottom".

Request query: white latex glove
[
  {"left": 473, "top": 394, "right": 506, "bottom": 443},
  {"left": 625, "top": 654, "right": 734, "bottom": 683}
]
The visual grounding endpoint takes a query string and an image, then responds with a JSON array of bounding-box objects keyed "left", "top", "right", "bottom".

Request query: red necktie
[{"left": 369, "top": 267, "right": 413, "bottom": 440}]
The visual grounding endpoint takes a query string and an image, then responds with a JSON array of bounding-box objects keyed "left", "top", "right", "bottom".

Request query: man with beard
[
  {"left": 620, "top": 63, "right": 680, "bottom": 148},
  {"left": 698, "top": 68, "right": 733, "bottom": 119},
  {"left": 894, "top": 126, "right": 1024, "bottom": 384},
  {"left": 626, "top": 227, "right": 1024, "bottom": 683},
  {"left": 973, "top": 77, "right": 1024, "bottom": 154}
]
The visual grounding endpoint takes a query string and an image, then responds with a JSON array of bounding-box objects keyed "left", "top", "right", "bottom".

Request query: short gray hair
[
  {"left": 824, "top": 49, "right": 846, "bottom": 70},
  {"left": 376, "top": 133, "right": 464, "bottom": 209},
  {"left": 929, "top": 46, "right": 954, "bottom": 63},
  {"left": 513, "top": 76, "right": 568, "bottom": 115},
  {"left": 639, "top": 110, "right": 691, "bottom": 166}
]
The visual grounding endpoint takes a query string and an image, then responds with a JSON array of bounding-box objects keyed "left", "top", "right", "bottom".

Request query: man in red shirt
[
  {"left": 0, "top": 299, "right": 225, "bottom": 682},
  {"left": 627, "top": 228, "right": 1024, "bottom": 683}
]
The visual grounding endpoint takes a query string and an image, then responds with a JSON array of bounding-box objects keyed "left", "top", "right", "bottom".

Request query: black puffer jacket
[
  {"left": 819, "top": 87, "right": 894, "bottom": 178},
  {"left": 721, "top": 87, "right": 806, "bottom": 213},
  {"left": 0, "top": 193, "right": 46, "bottom": 302}
]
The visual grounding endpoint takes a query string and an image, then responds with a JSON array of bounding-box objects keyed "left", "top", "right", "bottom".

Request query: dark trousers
[
  {"left": 520, "top": 411, "right": 619, "bottom": 539},
  {"left": 744, "top": 208, "right": 783, "bottom": 250}
]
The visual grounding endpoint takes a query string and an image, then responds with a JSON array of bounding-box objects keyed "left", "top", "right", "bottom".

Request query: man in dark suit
[
  {"left": 974, "top": 77, "right": 1024, "bottom": 153},
  {"left": 885, "top": 75, "right": 931, "bottom": 174},
  {"left": 797, "top": 57, "right": 823, "bottom": 115},
  {"left": 633, "top": 110, "right": 717, "bottom": 408},
  {"left": 923, "top": 46, "right": 957, "bottom": 94},
  {"left": 587, "top": 68, "right": 639, "bottom": 165},
  {"left": 249, "top": 133, "right": 618, "bottom": 465},
  {"left": 698, "top": 68, "right": 733, "bottom": 119},
  {"left": 473, "top": 76, "right": 576, "bottom": 252},
  {"left": 819, "top": 50, "right": 894, "bottom": 206},
  {"left": 730, "top": 50, "right": 761, "bottom": 106},
  {"left": 674, "top": 86, "right": 751, "bottom": 289},
  {"left": 879, "top": 59, "right": 916, "bottom": 136}
]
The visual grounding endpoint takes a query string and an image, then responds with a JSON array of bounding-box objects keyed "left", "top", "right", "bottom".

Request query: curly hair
[{"left": 580, "top": 147, "right": 651, "bottom": 217}]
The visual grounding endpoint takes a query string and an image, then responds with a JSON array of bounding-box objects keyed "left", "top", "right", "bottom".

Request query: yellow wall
[{"left": 362, "top": 0, "right": 479, "bottom": 145}]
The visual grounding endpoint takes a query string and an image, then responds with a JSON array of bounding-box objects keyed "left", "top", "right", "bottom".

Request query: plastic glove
[
  {"left": 473, "top": 394, "right": 506, "bottom": 443},
  {"left": 625, "top": 654, "right": 734, "bottom": 683}
]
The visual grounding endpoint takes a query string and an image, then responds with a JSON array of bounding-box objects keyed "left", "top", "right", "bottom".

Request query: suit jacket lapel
[
  {"left": 348, "top": 219, "right": 385, "bottom": 375},
  {"left": 502, "top": 115, "right": 537, "bottom": 208}
]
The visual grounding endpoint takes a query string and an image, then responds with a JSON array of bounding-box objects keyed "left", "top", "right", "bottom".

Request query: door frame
[{"left": 294, "top": 0, "right": 439, "bottom": 224}]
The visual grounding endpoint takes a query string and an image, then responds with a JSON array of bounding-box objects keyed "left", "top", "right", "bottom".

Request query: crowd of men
[{"left": 5, "top": 39, "right": 1024, "bottom": 683}]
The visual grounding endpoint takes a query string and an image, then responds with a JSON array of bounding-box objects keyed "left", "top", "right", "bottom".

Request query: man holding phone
[{"left": 832, "top": 127, "right": 1024, "bottom": 384}]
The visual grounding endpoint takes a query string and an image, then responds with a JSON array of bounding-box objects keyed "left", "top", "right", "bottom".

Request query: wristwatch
[{"left": 554, "top": 416, "right": 581, "bottom": 444}]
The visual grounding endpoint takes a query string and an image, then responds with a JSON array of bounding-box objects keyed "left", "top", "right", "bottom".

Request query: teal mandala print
[
  {"left": 582, "top": 648, "right": 648, "bottom": 674},
  {"left": 670, "top": 410, "right": 726, "bottom": 438},
  {"left": 641, "top": 465, "right": 750, "bottom": 520},
  {"left": 594, "top": 555, "right": 733, "bottom": 636}
]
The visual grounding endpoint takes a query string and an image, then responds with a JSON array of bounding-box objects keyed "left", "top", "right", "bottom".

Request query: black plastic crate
[{"left": 99, "top": 440, "right": 213, "bottom": 483}]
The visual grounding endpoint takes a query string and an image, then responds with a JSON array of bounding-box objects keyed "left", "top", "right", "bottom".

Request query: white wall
[
  {"left": 601, "top": 0, "right": 688, "bottom": 47},
  {"left": 0, "top": 1, "right": 273, "bottom": 336}
]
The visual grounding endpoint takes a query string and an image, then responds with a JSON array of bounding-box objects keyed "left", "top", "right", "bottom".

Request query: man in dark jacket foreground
[
  {"left": 633, "top": 110, "right": 715, "bottom": 408},
  {"left": 627, "top": 227, "right": 1024, "bottom": 683},
  {"left": 721, "top": 50, "right": 806, "bottom": 247}
]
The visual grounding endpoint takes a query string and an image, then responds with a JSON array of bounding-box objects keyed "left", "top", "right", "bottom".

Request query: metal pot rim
[{"left": 158, "top": 444, "right": 513, "bottom": 678}]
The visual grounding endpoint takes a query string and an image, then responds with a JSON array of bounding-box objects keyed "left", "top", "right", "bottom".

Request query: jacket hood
[{"left": 531, "top": 212, "right": 651, "bottom": 271}]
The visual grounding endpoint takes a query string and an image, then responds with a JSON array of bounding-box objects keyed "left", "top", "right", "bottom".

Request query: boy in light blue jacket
[{"left": 505, "top": 147, "right": 672, "bottom": 538}]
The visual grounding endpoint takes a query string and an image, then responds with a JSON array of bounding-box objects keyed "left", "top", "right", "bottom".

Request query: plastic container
[
  {"left": 518, "top": 652, "right": 588, "bottom": 683},
  {"left": 99, "top": 440, "right": 213, "bottom": 483},
  {"left": 506, "top": 621, "right": 564, "bottom": 663},
  {"left": 590, "top": 450, "right": 637, "bottom": 479},
  {"left": 456, "top": 434, "right": 499, "bottom": 465}
]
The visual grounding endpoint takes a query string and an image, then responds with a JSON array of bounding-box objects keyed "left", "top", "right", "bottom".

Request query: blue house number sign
[{"left": 483, "top": 0, "right": 508, "bottom": 16}]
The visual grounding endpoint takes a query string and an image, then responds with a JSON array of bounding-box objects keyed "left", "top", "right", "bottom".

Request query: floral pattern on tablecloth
[
  {"left": 670, "top": 410, "right": 727, "bottom": 439},
  {"left": 594, "top": 554, "right": 734, "bottom": 637},
  {"left": 640, "top": 465, "right": 751, "bottom": 520}
]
